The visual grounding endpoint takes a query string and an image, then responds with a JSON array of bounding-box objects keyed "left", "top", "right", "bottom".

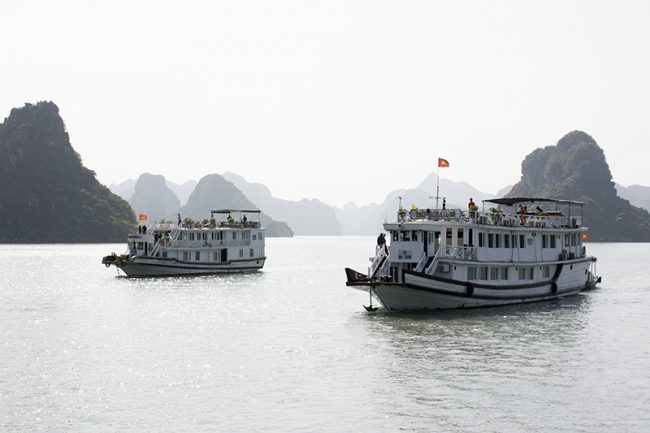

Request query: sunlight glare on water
[{"left": 1, "top": 240, "right": 648, "bottom": 432}]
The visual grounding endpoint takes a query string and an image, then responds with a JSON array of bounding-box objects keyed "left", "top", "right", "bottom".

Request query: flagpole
[{"left": 436, "top": 163, "right": 440, "bottom": 210}]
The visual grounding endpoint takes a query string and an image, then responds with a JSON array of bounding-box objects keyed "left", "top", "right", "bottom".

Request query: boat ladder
[
  {"left": 150, "top": 227, "right": 181, "bottom": 257},
  {"left": 368, "top": 246, "right": 389, "bottom": 278},
  {"left": 414, "top": 252, "right": 428, "bottom": 272},
  {"left": 424, "top": 248, "right": 441, "bottom": 275}
]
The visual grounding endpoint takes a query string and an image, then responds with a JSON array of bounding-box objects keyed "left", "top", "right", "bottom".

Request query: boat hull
[
  {"left": 346, "top": 258, "right": 594, "bottom": 310},
  {"left": 363, "top": 281, "right": 585, "bottom": 310},
  {"left": 113, "top": 256, "right": 266, "bottom": 277}
]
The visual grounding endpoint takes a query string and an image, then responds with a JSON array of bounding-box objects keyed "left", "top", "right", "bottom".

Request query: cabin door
[
  {"left": 423, "top": 231, "right": 428, "bottom": 255},
  {"left": 221, "top": 248, "right": 228, "bottom": 263}
]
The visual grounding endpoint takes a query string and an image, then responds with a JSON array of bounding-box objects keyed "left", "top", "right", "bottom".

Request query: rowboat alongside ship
[
  {"left": 102, "top": 209, "right": 266, "bottom": 277},
  {"left": 345, "top": 197, "right": 601, "bottom": 311}
]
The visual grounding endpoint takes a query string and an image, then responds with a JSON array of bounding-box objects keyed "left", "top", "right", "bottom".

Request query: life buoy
[{"left": 105, "top": 263, "right": 111, "bottom": 268}]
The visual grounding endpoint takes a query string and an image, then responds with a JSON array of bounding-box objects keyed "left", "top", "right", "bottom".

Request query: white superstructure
[
  {"left": 345, "top": 198, "right": 600, "bottom": 310},
  {"left": 103, "top": 209, "right": 266, "bottom": 277}
]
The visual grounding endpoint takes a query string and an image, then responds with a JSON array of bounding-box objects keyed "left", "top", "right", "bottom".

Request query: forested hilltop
[
  {"left": 507, "top": 130, "right": 650, "bottom": 241},
  {"left": 0, "top": 102, "right": 135, "bottom": 242}
]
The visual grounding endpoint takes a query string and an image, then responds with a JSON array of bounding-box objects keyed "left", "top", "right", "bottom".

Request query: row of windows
[
  {"left": 179, "top": 231, "right": 263, "bottom": 241},
  {"left": 176, "top": 249, "right": 257, "bottom": 261},
  {"left": 392, "top": 229, "right": 578, "bottom": 250},
  {"left": 468, "top": 265, "right": 552, "bottom": 281},
  {"left": 479, "top": 233, "right": 527, "bottom": 249}
]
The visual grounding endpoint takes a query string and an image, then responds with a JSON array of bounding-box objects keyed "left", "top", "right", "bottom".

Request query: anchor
[{"left": 363, "top": 286, "right": 379, "bottom": 312}]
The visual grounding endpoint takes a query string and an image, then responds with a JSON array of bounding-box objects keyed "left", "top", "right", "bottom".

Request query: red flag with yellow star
[{"left": 438, "top": 158, "right": 449, "bottom": 168}]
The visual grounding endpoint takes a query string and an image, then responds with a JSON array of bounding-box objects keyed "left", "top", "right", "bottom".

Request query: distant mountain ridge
[
  {"left": 507, "top": 130, "right": 650, "bottom": 241},
  {"left": 181, "top": 174, "right": 293, "bottom": 237},
  {"left": 0, "top": 102, "right": 134, "bottom": 242},
  {"left": 223, "top": 172, "right": 342, "bottom": 235},
  {"left": 129, "top": 173, "right": 181, "bottom": 222},
  {"left": 616, "top": 183, "right": 650, "bottom": 213},
  {"left": 336, "top": 174, "right": 495, "bottom": 235}
]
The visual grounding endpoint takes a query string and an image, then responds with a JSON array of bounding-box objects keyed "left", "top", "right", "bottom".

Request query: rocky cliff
[
  {"left": 507, "top": 130, "right": 650, "bottom": 241},
  {"left": 0, "top": 102, "right": 135, "bottom": 242},
  {"left": 181, "top": 174, "right": 293, "bottom": 237},
  {"left": 129, "top": 173, "right": 181, "bottom": 222}
]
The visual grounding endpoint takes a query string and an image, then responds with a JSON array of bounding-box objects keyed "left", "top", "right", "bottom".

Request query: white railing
[
  {"left": 169, "top": 239, "right": 251, "bottom": 248},
  {"left": 414, "top": 252, "right": 429, "bottom": 272},
  {"left": 473, "top": 212, "right": 582, "bottom": 229},
  {"left": 424, "top": 247, "right": 441, "bottom": 275},
  {"left": 368, "top": 246, "right": 389, "bottom": 278},
  {"left": 440, "top": 245, "right": 477, "bottom": 260}
]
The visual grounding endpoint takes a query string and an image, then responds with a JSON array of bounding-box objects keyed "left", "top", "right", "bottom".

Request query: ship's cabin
[
  {"left": 126, "top": 209, "right": 265, "bottom": 261},
  {"left": 384, "top": 197, "right": 589, "bottom": 268}
]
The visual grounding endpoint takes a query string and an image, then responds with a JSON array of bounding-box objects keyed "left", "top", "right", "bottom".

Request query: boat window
[
  {"left": 467, "top": 267, "right": 476, "bottom": 280},
  {"left": 213, "top": 251, "right": 220, "bottom": 261},
  {"left": 527, "top": 237, "right": 533, "bottom": 246},
  {"left": 504, "top": 234, "right": 510, "bottom": 249},
  {"left": 543, "top": 265, "right": 550, "bottom": 278},
  {"left": 400, "top": 231, "right": 410, "bottom": 242},
  {"left": 239, "top": 249, "right": 244, "bottom": 258},
  {"left": 565, "top": 234, "right": 570, "bottom": 247},
  {"left": 250, "top": 248, "right": 254, "bottom": 257},
  {"left": 478, "top": 232, "right": 484, "bottom": 248},
  {"left": 252, "top": 234, "right": 257, "bottom": 241},
  {"left": 550, "top": 235, "right": 556, "bottom": 248},
  {"left": 571, "top": 233, "right": 577, "bottom": 246},
  {"left": 412, "top": 231, "right": 418, "bottom": 242},
  {"left": 189, "top": 233, "right": 195, "bottom": 241},
  {"left": 183, "top": 251, "right": 189, "bottom": 261},
  {"left": 233, "top": 232, "right": 237, "bottom": 240},
  {"left": 162, "top": 252, "right": 167, "bottom": 258},
  {"left": 468, "top": 228, "right": 474, "bottom": 247},
  {"left": 542, "top": 235, "right": 548, "bottom": 248},
  {"left": 519, "top": 234, "right": 525, "bottom": 249},
  {"left": 195, "top": 251, "right": 200, "bottom": 261},
  {"left": 479, "top": 266, "right": 488, "bottom": 280},
  {"left": 242, "top": 231, "right": 250, "bottom": 240},
  {"left": 458, "top": 228, "right": 464, "bottom": 245},
  {"left": 518, "top": 267, "right": 526, "bottom": 280},
  {"left": 528, "top": 268, "right": 534, "bottom": 280},
  {"left": 490, "top": 267, "right": 498, "bottom": 280},
  {"left": 259, "top": 232, "right": 263, "bottom": 240},
  {"left": 488, "top": 233, "right": 494, "bottom": 248},
  {"left": 427, "top": 232, "right": 432, "bottom": 243},
  {"left": 495, "top": 234, "right": 501, "bottom": 248},
  {"left": 500, "top": 267, "right": 509, "bottom": 280}
]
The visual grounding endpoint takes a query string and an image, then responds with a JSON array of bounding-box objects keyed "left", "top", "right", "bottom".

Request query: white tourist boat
[
  {"left": 345, "top": 198, "right": 601, "bottom": 310},
  {"left": 102, "top": 209, "right": 266, "bottom": 277}
]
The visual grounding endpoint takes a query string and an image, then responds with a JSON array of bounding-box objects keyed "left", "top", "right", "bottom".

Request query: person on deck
[
  {"left": 519, "top": 205, "right": 526, "bottom": 225},
  {"left": 377, "top": 233, "right": 388, "bottom": 253},
  {"left": 468, "top": 198, "right": 477, "bottom": 218}
]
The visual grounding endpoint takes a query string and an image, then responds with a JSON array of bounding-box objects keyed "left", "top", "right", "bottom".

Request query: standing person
[
  {"left": 468, "top": 198, "right": 477, "bottom": 218},
  {"left": 377, "top": 233, "right": 388, "bottom": 253},
  {"left": 177, "top": 213, "right": 182, "bottom": 226},
  {"left": 519, "top": 205, "right": 526, "bottom": 225}
]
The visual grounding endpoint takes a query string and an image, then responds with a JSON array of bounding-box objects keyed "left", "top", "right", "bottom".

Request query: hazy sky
[{"left": 2, "top": 0, "right": 649, "bottom": 206}]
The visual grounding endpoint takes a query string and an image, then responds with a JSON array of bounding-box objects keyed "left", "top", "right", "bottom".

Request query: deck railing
[{"left": 399, "top": 208, "right": 582, "bottom": 229}]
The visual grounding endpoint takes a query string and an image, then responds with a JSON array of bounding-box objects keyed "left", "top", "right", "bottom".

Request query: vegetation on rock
[
  {"left": 0, "top": 102, "right": 135, "bottom": 242},
  {"left": 507, "top": 130, "right": 650, "bottom": 241}
]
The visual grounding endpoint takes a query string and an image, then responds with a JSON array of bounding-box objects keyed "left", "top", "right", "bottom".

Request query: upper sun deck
[
  {"left": 151, "top": 209, "right": 263, "bottom": 232},
  {"left": 388, "top": 197, "right": 587, "bottom": 231}
]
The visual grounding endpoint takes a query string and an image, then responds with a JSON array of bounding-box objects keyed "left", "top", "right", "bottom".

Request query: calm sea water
[{"left": 1, "top": 239, "right": 649, "bottom": 432}]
